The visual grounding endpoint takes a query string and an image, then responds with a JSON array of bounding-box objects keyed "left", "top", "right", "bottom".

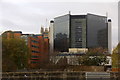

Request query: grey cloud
[{"left": 0, "top": 2, "right": 118, "bottom": 47}]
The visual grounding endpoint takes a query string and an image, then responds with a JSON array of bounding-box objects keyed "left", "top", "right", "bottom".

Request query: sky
[{"left": 0, "top": 0, "right": 119, "bottom": 48}]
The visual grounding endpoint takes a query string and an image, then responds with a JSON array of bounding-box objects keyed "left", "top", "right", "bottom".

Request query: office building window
[
  {"left": 31, "top": 61, "right": 39, "bottom": 64},
  {"left": 31, "top": 40, "right": 39, "bottom": 43},
  {"left": 31, "top": 56, "right": 39, "bottom": 58},
  {"left": 31, "top": 59, "right": 39, "bottom": 60},
  {"left": 31, "top": 50, "right": 40, "bottom": 53},
  {"left": 31, "top": 45, "right": 39, "bottom": 48}
]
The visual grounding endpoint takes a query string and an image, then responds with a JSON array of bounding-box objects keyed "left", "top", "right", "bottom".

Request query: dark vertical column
[
  {"left": 86, "top": 15, "right": 88, "bottom": 48},
  {"left": 69, "top": 13, "right": 71, "bottom": 48},
  {"left": 44, "top": 37, "right": 49, "bottom": 63}
]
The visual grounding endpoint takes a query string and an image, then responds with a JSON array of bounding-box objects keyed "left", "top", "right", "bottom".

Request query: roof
[
  {"left": 87, "top": 13, "right": 107, "bottom": 18},
  {"left": 54, "top": 14, "right": 70, "bottom": 19},
  {"left": 13, "top": 31, "right": 22, "bottom": 33},
  {"left": 54, "top": 13, "right": 107, "bottom": 20}
]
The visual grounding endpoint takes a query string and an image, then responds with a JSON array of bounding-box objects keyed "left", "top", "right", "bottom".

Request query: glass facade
[
  {"left": 70, "top": 15, "right": 86, "bottom": 48},
  {"left": 54, "top": 13, "right": 108, "bottom": 52},
  {"left": 87, "top": 14, "right": 108, "bottom": 48},
  {"left": 54, "top": 14, "right": 70, "bottom": 52}
]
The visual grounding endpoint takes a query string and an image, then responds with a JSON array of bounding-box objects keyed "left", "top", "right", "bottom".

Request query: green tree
[
  {"left": 79, "top": 48, "right": 108, "bottom": 66},
  {"left": 2, "top": 38, "right": 29, "bottom": 72},
  {"left": 112, "top": 43, "right": 120, "bottom": 71}
]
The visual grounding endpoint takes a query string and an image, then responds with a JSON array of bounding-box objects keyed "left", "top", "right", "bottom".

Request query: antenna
[
  {"left": 106, "top": 12, "right": 108, "bottom": 18},
  {"left": 40, "top": 25, "right": 44, "bottom": 34},
  {"left": 69, "top": 11, "right": 71, "bottom": 15},
  {"left": 46, "top": 18, "right": 48, "bottom": 28}
]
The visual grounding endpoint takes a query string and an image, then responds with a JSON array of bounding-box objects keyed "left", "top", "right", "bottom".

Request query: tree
[
  {"left": 112, "top": 43, "right": 120, "bottom": 71},
  {"left": 2, "top": 38, "right": 29, "bottom": 72},
  {"left": 79, "top": 48, "right": 108, "bottom": 66},
  {"left": 87, "top": 47, "right": 108, "bottom": 56}
]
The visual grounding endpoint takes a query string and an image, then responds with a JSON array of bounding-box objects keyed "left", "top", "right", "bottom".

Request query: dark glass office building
[{"left": 54, "top": 13, "right": 108, "bottom": 52}]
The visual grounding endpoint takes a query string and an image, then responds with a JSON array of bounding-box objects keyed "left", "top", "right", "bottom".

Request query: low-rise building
[{"left": 2, "top": 30, "right": 49, "bottom": 68}]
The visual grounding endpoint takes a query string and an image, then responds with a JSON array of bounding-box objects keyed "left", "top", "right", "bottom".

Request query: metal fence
[{"left": 1, "top": 71, "right": 120, "bottom": 80}]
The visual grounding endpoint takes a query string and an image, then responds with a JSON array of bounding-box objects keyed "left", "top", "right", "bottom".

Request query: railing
[
  {"left": 1, "top": 71, "right": 120, "bottom": 80},
  {"left": 1, "top": 71, "right": 85, "bottom": 80}
]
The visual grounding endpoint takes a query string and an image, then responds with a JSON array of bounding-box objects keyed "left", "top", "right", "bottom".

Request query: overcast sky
[{"left": 0, "top": 0, "right": 119, "bottom": 48}]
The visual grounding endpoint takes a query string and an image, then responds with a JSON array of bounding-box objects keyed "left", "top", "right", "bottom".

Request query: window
[
  {"left": 31, "top": 61, "right": 39, "bottom": 64},
  {"left": 31, "top": 56, "right": 39, "bottom": 58},
  {"left": 31, "top": 50, "right": 40, "bottom": 53},
  {"left": 31, "top": 59, "right": 39, "bottom": 60},
  {"left": 31, "top": 40, "right": 39, "bottom": 43},
  {"left": 31, "top": 45, "right": 39, "bottom": 48}
]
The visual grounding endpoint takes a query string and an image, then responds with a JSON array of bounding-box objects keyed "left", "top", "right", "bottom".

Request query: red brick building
[
  {"left": 27, "top": 34, "right": 49, "bottom": 68},
  {"left": 2, "top": 31, "right": 22, "bottom": 39},
  {"left": 2, "top": 30, "right": 49, "bottom": 68}
]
